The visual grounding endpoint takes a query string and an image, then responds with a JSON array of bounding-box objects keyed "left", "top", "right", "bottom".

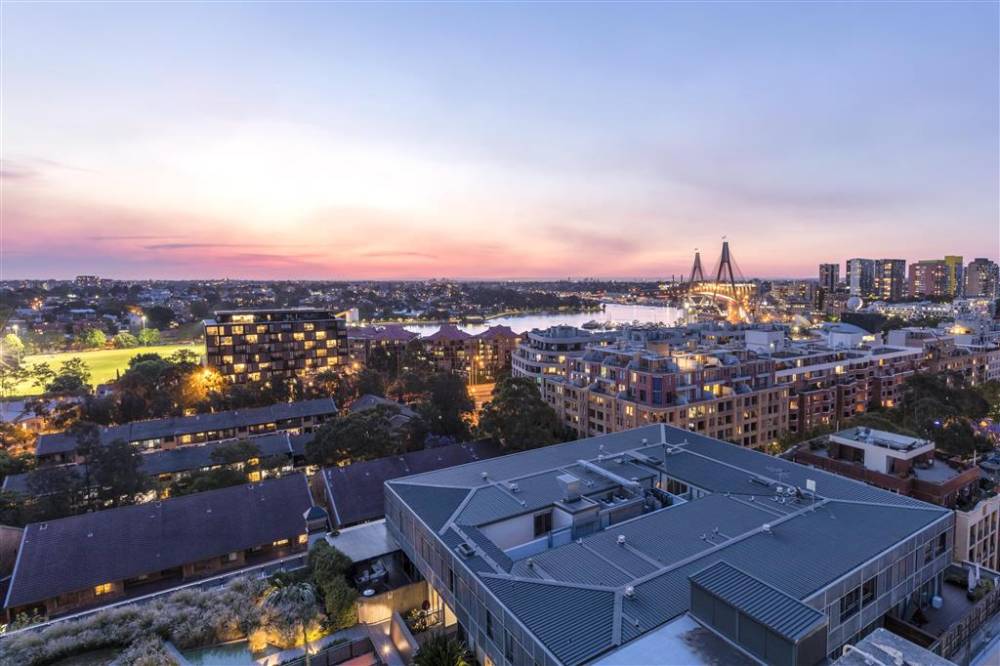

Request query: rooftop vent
[
  {"left": 557, "top": 473, "right": 582, "bottom": 502},
  {"left": 480, "top": 472, "right": 489, "bottom": 481},
  {"left": 617, "top": 534, "right": 626, "bottom": 546},
  {"left": 762, "top": 523, "right": 772, "bottom": 535},
  {"left": 624, "top": 585, "right": 635, "bottom": 598},
  {"left": 508, "top": 482, "right": 520, "bottom": 493},
  {"left": 456, "top": 543, "right": 476, "bottom": 558},
  {"left": 641, "top": 438, "right": 648, "bottom": 444}
]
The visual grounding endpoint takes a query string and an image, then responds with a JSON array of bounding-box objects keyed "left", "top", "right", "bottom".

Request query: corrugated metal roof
[
  {"left": 482, "top": 576, "right": 616, "bottom": 666},
  {"left": 690, "top": 562, "right": 826, "bottom": 641},
  {"left": 390, "top": 483, "right": 470, "bottom": 532},
  {"left": 388, "top": 424, "right": 952, "bottom": 666},
  {"left": 512, "top": 542, "right": 632, "bottom": 588},
  {"left": 460, "top": 525, "right": 513, "bottom": 572},
  {"left": 399, "top": 425, "right": 664, "bottom": 488}
]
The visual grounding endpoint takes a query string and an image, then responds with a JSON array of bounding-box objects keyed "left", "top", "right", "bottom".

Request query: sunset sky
[{"left": 2, "top": 2, "right": 998, "bottom": 280}]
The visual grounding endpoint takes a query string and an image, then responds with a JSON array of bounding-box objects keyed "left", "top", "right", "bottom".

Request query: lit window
[
  {"left": 94, "top": 583, "right": 113, "bottom": 596},
  {"left": 298, "top": 534, "right": 308, "bottom": 544},
  {"left": 272, "top": 538, "right": 290, "bottom": 547}
]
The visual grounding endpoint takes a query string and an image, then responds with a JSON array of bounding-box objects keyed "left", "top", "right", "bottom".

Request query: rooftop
[
  {"left": 389, "top": 425, "right": 951, "bottom": 665},
  {"left": 322, "top": 440, "right": 502, "bottom": 527},
  {"left": 4, "top": 474, "right": 314, "bottom": 610},
  {"left": 35, "top": 398, "right": 337, "bottom": 457},
  {"left": 832, "top": 427, "right": 932, "bottom": 453}
]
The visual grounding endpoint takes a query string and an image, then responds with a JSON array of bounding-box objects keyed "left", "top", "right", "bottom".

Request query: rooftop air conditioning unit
[
  {"left": 456, "top": 543, "right": 476, "bottom": 558},
  {"left": 617, "top": 535, "right": 627, "bottom": 546},
  {"left": 557, "top": 473, "right": 582, "bottom": 502}
]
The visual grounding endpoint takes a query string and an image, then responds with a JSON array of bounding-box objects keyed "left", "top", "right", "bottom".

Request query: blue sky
[{"left": 2, "top": 1, "right": 997, "bottom": 279}]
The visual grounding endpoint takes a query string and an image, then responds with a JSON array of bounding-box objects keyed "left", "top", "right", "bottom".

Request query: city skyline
[{"left": 2, "top": 2, "right": 998, "bottom": 280}]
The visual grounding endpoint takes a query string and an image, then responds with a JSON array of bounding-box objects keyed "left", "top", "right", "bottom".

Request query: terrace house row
[{"left": 34, "top": 398, "right": 336, "bottom": 465}]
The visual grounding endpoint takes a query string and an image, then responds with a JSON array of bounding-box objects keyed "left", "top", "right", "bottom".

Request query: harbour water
[{"left": 400, "top": 302, "right": 685, "bottom": 335}]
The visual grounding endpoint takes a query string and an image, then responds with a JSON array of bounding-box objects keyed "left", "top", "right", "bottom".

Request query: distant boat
[{"left": 582, "top": 320, "right": 602, "bottom": 330}]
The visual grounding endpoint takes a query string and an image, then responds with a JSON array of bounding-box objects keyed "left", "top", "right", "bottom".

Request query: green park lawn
[{"left": 11, "top": 343, "right": 202, "bottom": 396}]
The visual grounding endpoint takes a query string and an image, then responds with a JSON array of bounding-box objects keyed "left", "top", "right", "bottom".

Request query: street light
[{"left": 141, "top": 315, "right": 146, "bottom": 330}]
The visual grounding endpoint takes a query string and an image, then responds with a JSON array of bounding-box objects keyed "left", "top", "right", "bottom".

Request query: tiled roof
[
  {"left": 4, "top": 474, "right": 314, "bottom": 609},
  {"left": 424, "top": 324, "right": 472, "bottom": 342},
  {"left": 474, "top": 325, "right": 520, "bottom": 340}
]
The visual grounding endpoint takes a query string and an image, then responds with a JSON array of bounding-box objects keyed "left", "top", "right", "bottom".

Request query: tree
[
  {"left": 87, "top": 438, "right": 152, "bottom": 508},
  {"left": 143, "top": 306, "right": 175, "bottom": 330},
  {"left": 477, "top": 377, "right": 565, "bottom": 451},
  {"left": 264, "top": 581, "right": 321, "bottom": 661},
  {"left": 419, "top": 373, "right": 474, "bottom": 439},
  {"left": 112, "top": 331, "right": 139, "bottom": 349},
  {"left": 355, "top": 369, "right": 387, "bottom": 398},
  {"left": 321, "top": 576, "right": 358, "bottom": 631},
  {"left": 78, "top": 328, "right": 107, "bottom": 349},
  {"left": 137, "top": 327, "right": 162, "bottom": 346},
  {"left": 26, "top": 466, "right": 83, "bottom": 522},
  {"left": 311, "top": 368, "right": 358, "bottom": 407},
  {"left": 210, "top": 439, "right": 262, "bottom": 465},
  {"left": 169, "top": 467, "right": 247, "bottom": 497},
  {"left": 305, "top": 407, "right": 399, "bottom": 466},
  {"left": 413, "top": 634, "right": 473, "bottom": 666},
  {"left": 28, "top": 362, "right": 55, "bottom": 393},
  {"left": 0, "top": 363, "right": 29, "bottom": 398},
  {"left": 2, "top": 333, "right": 24, "bottom": 361},
  {"left": 46, "top": 358, "right": 92, "bottom": 395},
  {"left": 0, "top": 447, "right": 34, "bottom": 480},
  {"left": 308, "top": 540, "right": 352, "bottom": 590}
]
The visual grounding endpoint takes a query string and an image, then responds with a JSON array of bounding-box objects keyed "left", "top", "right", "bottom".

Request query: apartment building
[
  {"left": 511, "top": 326, "right": 616, "bottom": 382},
  {"left": 908, "top": 260, "right": 949, "bottom": 298},
  {"left": 468, "top": 325, "right": 521, "bottom": 383},
  {"left": 965, "top": 258, "right": 999, "bottom": 299},
  {"left": 819, "top": 263, "right": 840, "bottom": 292},
  {"left": 888, "top": 327, "right": 1000, "bottom": 385},
  {"left": 347, "top": 324, "right": 419, "bottom": 369},
  {"left": 521, "top": 326, "right": 921, "bottom": 449},
  {"left": 204, "top": 308, "right": 348, "bottom": 385},
  {"left": 954, "top": 494, "right": 1000, "bottom": 571},
  {"left": 846, "top": 258, "right": 876, "bottom": 299},
  {"left": 771, "top": 343, "right": 922, "bottom": 434},
  {"left": 792, "top": 427, "right": 981, "bottom": 507},
  {"left": 875, "top": 259, "right": 907, "bottom": 302},
  {"left": 540, "top": 342, "right": 789, "bottom": 448},
  {"left": 385, "top": 425, "right": 953, "bottom": 666}
]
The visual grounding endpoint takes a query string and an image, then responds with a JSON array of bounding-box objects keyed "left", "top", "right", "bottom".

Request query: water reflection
[{"left": 400, "top": 303, "right": 684, "bottom": 335}]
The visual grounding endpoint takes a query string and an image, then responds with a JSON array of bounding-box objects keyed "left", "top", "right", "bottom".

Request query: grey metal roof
[
  {"left": 690, "top": 562, "right": 826, "bottom": 642},
  {"left": 482, "top": 576, "right": 616, "bottom": 666},
  {"left": 390, "top": 483, "right": 471, "bottom": 533},
  {"left": 5, "top": 433, "right": 295, "bottom": 495},
  {"left": 35, "top": 398, "right": 337, "bottom": 457},
  {"left": 388, "top": 424, "right": 953, "bottom": 666},
  {"left": 398, "top": 425, "right": 664, "bottom": 489},
  {"left": 459, "top": 525, "right": 513, "bottom": 572},
  {"left": 326, "top": 441, "right": 501, "bottom": 527},
  {"left": 5, "top": 474, "right": 313, "bottom": 609}
]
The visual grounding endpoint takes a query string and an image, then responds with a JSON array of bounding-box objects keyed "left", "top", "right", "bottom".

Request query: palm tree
[
  {"left": 265, "top": 580, "right": 319, "bottom": 666},
  {"left": 413, "top": 634, "right": 473, "bottom": 666}
]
